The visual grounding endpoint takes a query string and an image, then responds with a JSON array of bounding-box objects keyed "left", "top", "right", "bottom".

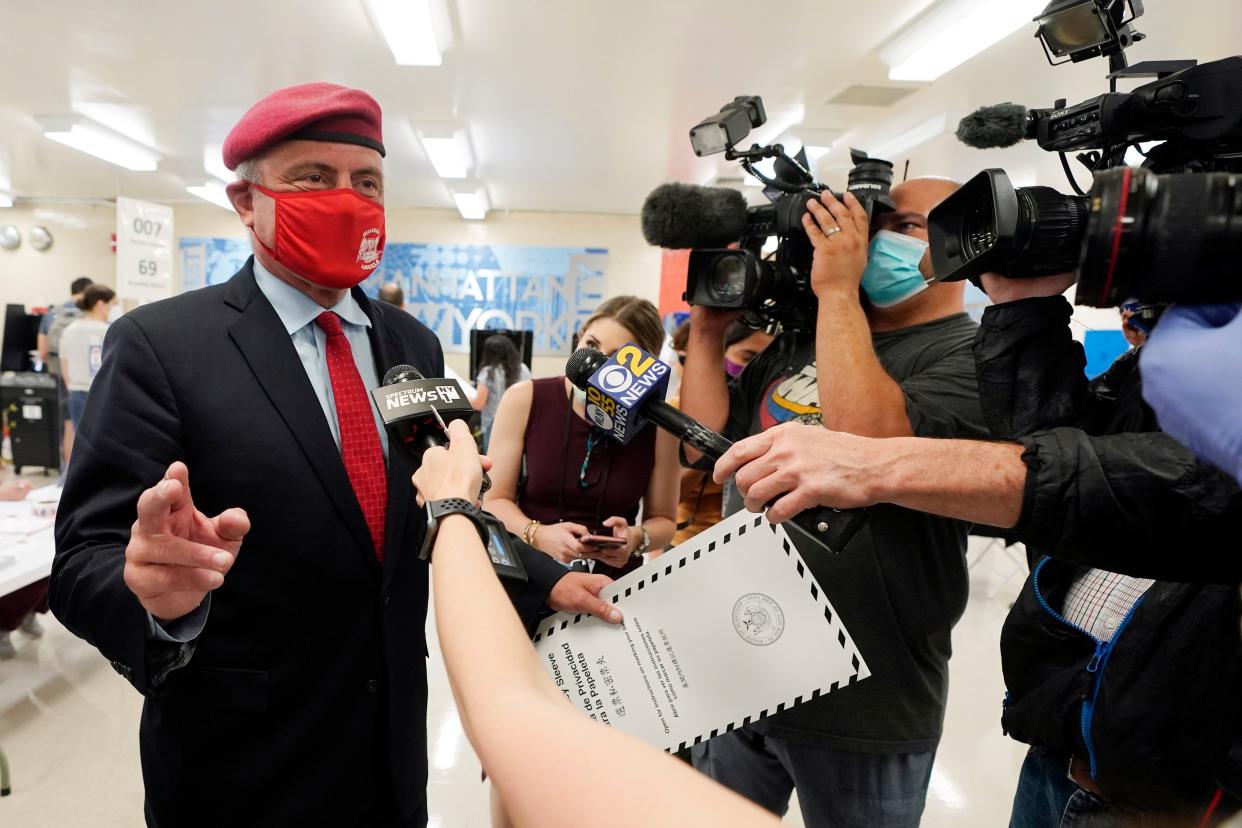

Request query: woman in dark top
[{"left": 485, "top": 296, "right": 677, "bottom": 578}]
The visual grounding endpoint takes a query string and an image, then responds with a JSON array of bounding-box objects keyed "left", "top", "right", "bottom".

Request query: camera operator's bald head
[
  {"left": 878, "top": 177, "right": 961, "bottom": 281},
  {"left": 867, "top": 176, "right": 966, "bottom": 330}
]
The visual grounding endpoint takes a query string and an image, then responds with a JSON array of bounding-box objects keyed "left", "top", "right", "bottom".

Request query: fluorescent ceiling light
[
  {"left": 418, "top": 127, "right": 473, "bottom": 178},
  {"left": 186, "top": 179, "right": 234, "bottom": 211},
  {"left": 451, "top": 187, "right": 489, "bottom": 220},
  {"left": 40, "top": 117, "right": 160, "bottom": 171},
  {"left": 870, "top": 113, "right": 950, "bottom": 160},
  {"left": 366, "top": 0, "right": 444, "bottom": 66},
  {"left": 880, "top": 0, "right": 1045, "bottom": 82},
  {"left": 0, "top": 194, "right": 13, "bottom": 208}
]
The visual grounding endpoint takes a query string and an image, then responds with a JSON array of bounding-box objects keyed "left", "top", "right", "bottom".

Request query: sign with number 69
[{"left": 116, "top": 196, "right": 174, "bottom": 302}]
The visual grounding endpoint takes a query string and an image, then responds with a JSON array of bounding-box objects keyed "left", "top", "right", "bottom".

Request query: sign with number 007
[{"left": 116, "top": 196, "right": 174, "bottom": 302}]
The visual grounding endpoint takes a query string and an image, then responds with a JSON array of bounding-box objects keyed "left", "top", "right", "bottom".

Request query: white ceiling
[{"left": 0, "top": 0, "right": 1238, "bottom": 215}]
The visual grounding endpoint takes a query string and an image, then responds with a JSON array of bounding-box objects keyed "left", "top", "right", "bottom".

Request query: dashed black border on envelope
[{"left": 532, "top": 514, "right": 869, "bottom": 753}]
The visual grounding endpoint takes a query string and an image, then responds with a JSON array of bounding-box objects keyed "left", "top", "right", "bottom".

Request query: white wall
[{"left": 0, "top": 203, "right": 117, "bottom": 310}]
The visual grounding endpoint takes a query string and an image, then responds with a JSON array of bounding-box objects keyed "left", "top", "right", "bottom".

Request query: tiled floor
[{"left": 0, "top": 537, "right": 1029, "bottom": 826}]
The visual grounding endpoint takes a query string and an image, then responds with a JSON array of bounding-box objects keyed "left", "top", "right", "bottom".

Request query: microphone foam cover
[
  {"left": 956, "top": 103, "right": 1031, "bottom": 149},
  {"left": 640, "top": 183, "right": 749, "bottom": 248},
  {"left": 565, "top": 348, "right": 607, "bottom": 390}
]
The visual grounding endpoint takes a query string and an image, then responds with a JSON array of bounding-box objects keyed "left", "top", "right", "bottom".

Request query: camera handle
[{"left": 728, "top": 144, "right": 820, "bottom": 194}]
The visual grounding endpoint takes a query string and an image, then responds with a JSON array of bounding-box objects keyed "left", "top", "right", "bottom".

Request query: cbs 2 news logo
[{"left": 586, "top": 345, "right": 666, "bottom": 431}]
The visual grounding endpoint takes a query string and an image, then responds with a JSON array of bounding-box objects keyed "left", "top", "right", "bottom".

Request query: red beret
[{"left": 222, "top": 82, "right": 385, "bottom": 170}]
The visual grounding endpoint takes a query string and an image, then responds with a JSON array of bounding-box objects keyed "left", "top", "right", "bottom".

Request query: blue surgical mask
[{"left": 861, "top": 230, "right": 931, "bottom": 308}]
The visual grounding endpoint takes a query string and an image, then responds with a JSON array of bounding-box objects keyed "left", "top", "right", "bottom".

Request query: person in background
[
  {"left": 671, "top": 318, "right": 691, "bottom": 362},
  {"left": 486, "top": 295, "right": 679, "bottom": 579},
  {"left": 36, "top": 276, "right": 92, "bottom": 466},
  {"left": 1119, "top": 302, "right": 1162, "bottom": 349},
  {"left": 672, "top": 321, "right": 773, "bottom": 545},
  {"left": 58, "top": 285, "right": 117, "bottom": 444},
  {"left": 378, "top": 281, "right": 404, "bottom": 307},
  {"left": 470, "top": 335, "right": 531, "bottom": 451},
  {"left": 411, "top": 418, "right": 780, "bottom": 828},
  {"left": 723, "top": 321, "right": 775, "bottom": 381},
  {"left": 0, "top": 475, "right": 42, "bottom": 659}
]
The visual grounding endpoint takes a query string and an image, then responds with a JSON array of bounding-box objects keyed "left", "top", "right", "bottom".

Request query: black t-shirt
[{"left": 724, "top": 312, "right": 988, "bottom": 752}]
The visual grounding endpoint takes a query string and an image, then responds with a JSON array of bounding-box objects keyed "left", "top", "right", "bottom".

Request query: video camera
[
  {"left": 641, "top": 95, "right": 896, "bottom": 330},
  {"left": 929, "top": 0, "right": 1242, "bottom": 307}
]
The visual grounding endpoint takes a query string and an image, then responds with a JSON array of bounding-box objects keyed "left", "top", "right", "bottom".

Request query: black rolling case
[{"left": 1, "top": 373, "right": 60, "bottom": 473}]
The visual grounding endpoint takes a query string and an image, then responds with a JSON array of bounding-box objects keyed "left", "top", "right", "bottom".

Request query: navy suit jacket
[{"left": 51, "top": 260, "right": 564, "bottom": 826}]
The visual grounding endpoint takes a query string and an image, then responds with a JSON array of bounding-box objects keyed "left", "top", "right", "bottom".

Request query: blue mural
[
  {"left": 179, "top": 237, "right": 251, "bottom": 293},
  {"left": 178, "top": 238, "right": 608, "bottom": 355}
]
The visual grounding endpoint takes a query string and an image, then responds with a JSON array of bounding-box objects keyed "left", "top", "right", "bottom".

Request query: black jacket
[
  {"left": 51, "top": 261, "right": 567, "bottom": 827},
  {"left": 976, "top": 297, "right": 1242, "bottom": 585},
  {"left": 976, "top": 296, "right": 1242, "bottom": 814}
]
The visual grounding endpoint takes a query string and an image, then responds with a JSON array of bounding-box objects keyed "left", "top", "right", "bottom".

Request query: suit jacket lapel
[
  {"left": 354, "top": 289, "right": 416, "bottom": 587},
  {"left": 225, "top": 263, "right": 377, "bottom": 568}
]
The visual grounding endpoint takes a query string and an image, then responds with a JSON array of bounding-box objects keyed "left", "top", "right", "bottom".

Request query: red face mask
[{"left": 254, "top": 185, "right": 386, "bottom": 290}]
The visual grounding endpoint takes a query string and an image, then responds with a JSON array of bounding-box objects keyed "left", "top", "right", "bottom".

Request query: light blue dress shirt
[
  {"left": 149, "top": 260, "right": 392, "bottom": 644},
  {"left": 252, "top": 258, "right": 390, "bottom": 460}
]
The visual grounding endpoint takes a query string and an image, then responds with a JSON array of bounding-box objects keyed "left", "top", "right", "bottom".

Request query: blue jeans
[
  {"left": 691, "top": 725, "right": 936, "bottom": 828},
  {"left": 1009, "top": 747, "right": 1124, "bottom": 828},
  {"left": 68, "top": 390, "right": 89, "bottom": 430}
]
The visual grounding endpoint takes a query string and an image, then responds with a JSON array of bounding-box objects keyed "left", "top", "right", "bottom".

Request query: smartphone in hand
[{"left": 582, "top": 534, "right": 626, "bottom": 549}]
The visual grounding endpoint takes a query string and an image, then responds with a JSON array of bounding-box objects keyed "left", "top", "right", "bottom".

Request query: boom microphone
[
  {"left": 956, "top": 103, "right": 1038, "bottom": 149},
  {"left": 566, "top": 347, "right": 867, "bottom": 555},
  {"left": 640, "top": 182, "right": 749, "bottom": 249}
]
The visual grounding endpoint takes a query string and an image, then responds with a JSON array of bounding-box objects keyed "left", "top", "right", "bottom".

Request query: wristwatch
[
  {"left": 420, "top": 498, "right": 490, "bottom": 562},
  {"left": 632, "top": 525, "right": 650, "bottom": 559}
]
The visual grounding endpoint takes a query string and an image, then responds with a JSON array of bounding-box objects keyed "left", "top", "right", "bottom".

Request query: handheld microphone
[
  {"left": 374, "top": 365, "right": 525, "bottom": 577},
  {"left": 372, "top": 364, "right": 491, "bottom": 493},
  {"left": 640, "top": 183, "right": 750, "bottom": 249},
  {"left": 956, "top": 103, "right": 1038, "bottom": 149},
  {"left": 566, "top": 347, "right": 867, "bottom": 555}
]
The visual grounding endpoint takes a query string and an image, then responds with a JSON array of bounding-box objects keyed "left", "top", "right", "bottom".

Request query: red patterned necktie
[{"left": 315, "top": 311, "right": 387, "bottom": 561}]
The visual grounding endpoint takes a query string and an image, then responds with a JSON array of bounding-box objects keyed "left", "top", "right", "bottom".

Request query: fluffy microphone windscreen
[
  {"left": 956, "top": 103, "right": 1031, "bottom": 149},
  {"left": 640, "top": 183, "right": 749, "bottom": 248}
]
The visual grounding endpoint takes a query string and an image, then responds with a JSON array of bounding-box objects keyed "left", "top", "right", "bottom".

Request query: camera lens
[
  {"left": 928, "top": 169, "right": 1085, "bottom": 283},
  {"left": 962, "top": 199, "right": 998, "bottom": 258},
  {"left": 686, "top": 249, "right": 760, "bottom": 310},
  {"left": 710, "top": 255, "right": 748, "bottom": 302},
  {"left": 1077, "top": 167, "right": 1242, "bottom": 306},
  {"left": 1007, "top": 186, "right": 1089, "bottom": 277}
]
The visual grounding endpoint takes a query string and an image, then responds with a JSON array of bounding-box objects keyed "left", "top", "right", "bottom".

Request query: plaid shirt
[{"left": 1063, "top": 569, "right": 1155, "bottom": 642}]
